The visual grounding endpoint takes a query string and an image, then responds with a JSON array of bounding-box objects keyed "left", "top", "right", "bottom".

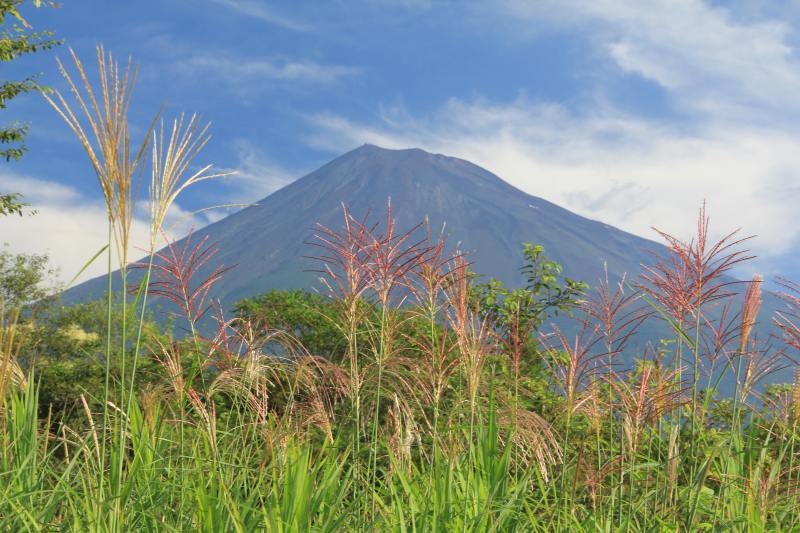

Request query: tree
[
  {"left": 19, "top": 299, "right": 166, "bottom": 423},
  {"left": 475, "top": 243, "right": 587, "bottom": 346},
  {"left": 472, "top": 243, "right": 587, "bottom": 417},
  {"left": 234, "top": 289, "right": 347, "bottom": 359},
  {"left": 0, "top": 243, "right": 58, "bottom": 307},
  {"left": 0, "top": 191, "right": 27, "bottom": 216},
  {"left": 1, "top": 0, "right": 60, "bottom": 215}
]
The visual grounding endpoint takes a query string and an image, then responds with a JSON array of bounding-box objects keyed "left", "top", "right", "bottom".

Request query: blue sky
[{"left": 2, "top": 0, "right": 800, "bottom": 284}]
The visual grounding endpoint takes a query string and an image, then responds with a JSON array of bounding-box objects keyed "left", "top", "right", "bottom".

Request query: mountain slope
[{"left": 68, "top": 144, "right": 665, "bottom": 305}]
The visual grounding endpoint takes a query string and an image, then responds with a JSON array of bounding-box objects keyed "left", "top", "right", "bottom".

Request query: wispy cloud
[
  {"left": 208, "top": 0, "right": 311, "bottom": 31},
  {"left": 224, "top": 139, "right": 295, "bottom": 199},
  {"left": 201, "top": 139, "right": 296, "bottom": 222},
  {"left": 177, "top": 54, "right": 360, "bottom": 92}
]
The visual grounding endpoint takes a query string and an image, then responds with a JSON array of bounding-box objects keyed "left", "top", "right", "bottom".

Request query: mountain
[
  {"left": 65, "top": 144, "right": 792, "bottom": 385},
  {"left": 69, "top": 144, "right": 665, "bottom": 303}
]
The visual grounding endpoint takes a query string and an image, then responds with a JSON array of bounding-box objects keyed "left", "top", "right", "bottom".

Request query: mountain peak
[
  {"left": 303, "top": 142, "right": 520, "bottom": 199},
  {"left": 347, "top": 143, "right": 461, "bottom": 166},
  {"left": 353, "top": 143, "right": 431, "bottom": 156}
]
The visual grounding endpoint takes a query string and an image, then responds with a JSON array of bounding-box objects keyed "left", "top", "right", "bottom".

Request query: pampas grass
[
  {"left": 43, "top": 46, "right": 153, "bottom": 269},
  {"left": 4, "top": 48, "right": 799, "bottom": 531}
]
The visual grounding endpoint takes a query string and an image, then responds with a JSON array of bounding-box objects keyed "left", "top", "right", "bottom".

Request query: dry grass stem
[{"left": 42, "top": 46, "right": 155, "bottom": 267}]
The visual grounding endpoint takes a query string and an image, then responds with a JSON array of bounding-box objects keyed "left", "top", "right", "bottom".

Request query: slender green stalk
[
  {"left": 349, "top": 312, "right": 362, "bottom": 519},
  {"left": 689, "top": 309, "right": 702, "bottom": 478},
  {"left": 670, "top": 320, "right": 684, "bottom": 510},
  {"left": 369, "top": 303, "right": 388, "bottom": 524},
  {"left": 462, "top": 386, "right": 478, "bottom": 533},
  {"left": 561, "top": 410, "right": 572, "bottom": 526},
  {"left": 616, "top": 411, "right": 625, "bottom": 528},
  {"left": 99, "top": 222, "right": 113, "bottom": 495},
  {"left": 124, "top": 255, "right": 154, "bottom": 421},
  {"left": 112, "top": 263, "right": 128, "bottom": 530}
]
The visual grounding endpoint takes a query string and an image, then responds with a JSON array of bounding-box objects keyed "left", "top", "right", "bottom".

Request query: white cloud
[
  {"left": 0, "top": 173, "right": 83, "bottom": 205},
  {"left": 207, "top": 0, "right": 311, "bottom": 31},
  {"left": 301, "top": 0, "right": 800, "bottom": 277},
  {"left": 0, "top": 171, "right": 204, "bottom": 286},
  {"left": 497, "top": 0, "right": 800, "bottom": 121},
  {"left": 305, "top": 96, "right": 800, "bottom": 268}
]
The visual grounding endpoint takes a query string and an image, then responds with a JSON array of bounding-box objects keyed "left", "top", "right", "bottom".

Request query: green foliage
[
  {"left": 384, "top": 403, "right": 534, "bottom": 531},
  {"left": 0, "top": 191, "right": 29, "bottom": 216},
  {"left": 3, "top": 237, "right": 799, "bottom": 531},
  {"left": 19, "top": 299, "right": 165, "bottom": 423},
  {"left": 234, "top": 289, "right": 346, "bottom": 358},
  {"left": 475, "top": 243, "right": 587, "bottom": 338},
  {"left": 0, "top": 287, "right": 797, "bottom": 530},
  {"left": 1, "top": 0, "right": 60, "bottom": 215},
  {"left": 0, "top": 243, "right": 57, "bottom": 307},
  {"left": 473, "top": 243, "right": 587, "bottom": 409}
]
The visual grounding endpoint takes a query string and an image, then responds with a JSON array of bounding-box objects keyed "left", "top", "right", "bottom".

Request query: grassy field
[{"left": 1, "top": 47, "right": 800, "bottom": 532}]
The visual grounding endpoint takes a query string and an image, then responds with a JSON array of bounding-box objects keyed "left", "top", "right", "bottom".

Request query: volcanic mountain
[
  {"left": 69, "top": 143, "right": 667, "bottom": 304},
  {"left": 65, "top": 144, "right": 792, "bottom": 388}
]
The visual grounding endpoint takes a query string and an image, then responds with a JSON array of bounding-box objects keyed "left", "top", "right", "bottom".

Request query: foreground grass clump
[{"left": 2, "top": 47, "right": 800, "bottom": 531}]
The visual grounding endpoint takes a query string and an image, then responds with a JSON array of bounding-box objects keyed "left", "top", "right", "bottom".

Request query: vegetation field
[{"left": 2, "top": 20, "right": 800, "bottom": 533}]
